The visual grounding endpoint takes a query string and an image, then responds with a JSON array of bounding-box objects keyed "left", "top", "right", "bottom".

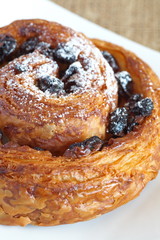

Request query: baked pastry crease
[{"left": 0, "top": 19, "right": 159, "bottom": 226}]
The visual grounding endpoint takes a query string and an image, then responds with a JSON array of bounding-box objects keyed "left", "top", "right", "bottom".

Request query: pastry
[{"left": 0, "top": 19, "right": 159, "bottom": 226}]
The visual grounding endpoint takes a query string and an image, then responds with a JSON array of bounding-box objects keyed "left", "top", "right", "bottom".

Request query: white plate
[{"left": 0, "top": 0, "right": 160, "bottom": 239}]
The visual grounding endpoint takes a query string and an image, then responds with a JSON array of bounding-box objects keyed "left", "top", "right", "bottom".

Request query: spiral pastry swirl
[
  {"left": 0, "top": 19, "right": 159, "bottom": 226},
  {"left": 0, "top": 19, "right": 117, "bottom": 154}
]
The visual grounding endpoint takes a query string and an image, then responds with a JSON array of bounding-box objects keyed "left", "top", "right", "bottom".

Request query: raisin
[
  {"left": 62, "top": 62, "right": 82, "bottom": 81},
  {"left": 115, "top": 71, "right": 133, "bottom": 97},
  {"left": 64, "top": 136, "right": 104, "bottom": 158},
  {"left": 101, "top": 51, "right": 120, "bottom": 73},
  {"left": 36, "top": 42, "right": 54, "bottom": 59},
  {"left": 33, "top": 147, "right": 44, "bottom": 151},
  {"left": 129, "top": 94, "right": 142, "bottom": 102},
  {"left": 126, "top": 116, "right": 139, "bottom": 133},
  {"left": 19, "top": 37, "right": 39, "bottom": 55},
  {"left": 64, "top": 78, "right": 83, "bottom": 93},
  {"left": 125, "top": 94, "right": 142, "bottom": 109},
  {"left": 129, "top": 97, "right": 154, "bottom": 117},
  {"left": 37, "top": 76, "right": 64, "bottom": 94},
  {"left": 53, "top": 42, "right": 78, "bottom": 64},
  {"left": 0, "top": 34, "right": 17, "bottom": 63},
  {"left": 109, "top": 107, "right": 128, "bottom": 136},
  {"left": 14, "top": 63, "right": 28, "bottom": 73},
  {"left": 0, "top": 130, "right": 2, "bottom": 140},
  {"left": 0, "top": 131, "right": 9, "bottom": 144},
  {"left": 63, "top": 62, "right": 83, "bottom": 93}
]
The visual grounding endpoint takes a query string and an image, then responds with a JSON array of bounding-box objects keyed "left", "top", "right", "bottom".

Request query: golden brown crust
[{"left": 0, "top": 19, "right": 160, "bottom": 226}]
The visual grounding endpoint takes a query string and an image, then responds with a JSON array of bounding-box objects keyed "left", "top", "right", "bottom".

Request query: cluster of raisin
[
  {"left": 18, "top": 37, "right": 82, "bottom": 95},
  {"left": 0, "top": 35, "right": 82, "bottom": 95},
  {"left": 63, "top": 93, "right": 153, "bottom": 158},
  {"left": 109, "top": 95, "right": 153, "bottom": 137},
  {"left": 101, "top": 50, "right": 154, "bottom": 137},
  {"left": 64, "top": 52, "right": 154, "bottom": 157}
]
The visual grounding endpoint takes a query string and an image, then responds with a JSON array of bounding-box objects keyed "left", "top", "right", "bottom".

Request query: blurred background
[{"left": 51, "top": 0, "right": 160, "bottom": 51}]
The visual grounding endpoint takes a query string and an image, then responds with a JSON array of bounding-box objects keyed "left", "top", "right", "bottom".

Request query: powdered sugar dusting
[
  {"left": 56, "top": 36, "right": 117, "bottom": 105},
  {"left": 0, "top": 32, "right": 117, "bottom": 124}
]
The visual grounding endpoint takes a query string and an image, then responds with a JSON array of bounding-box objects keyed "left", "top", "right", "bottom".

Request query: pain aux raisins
[
  {"left": 101, "top": 50, "right": 120, "bottom": 73},
  {"left": 0, "top": 34, "right": 17, "bottom": 63},
  {"left": 37, "top": 75, "right": 64, "bottom": 95},
  {"left": 64, "top": 136, "right": 104, "bottom": 158}
]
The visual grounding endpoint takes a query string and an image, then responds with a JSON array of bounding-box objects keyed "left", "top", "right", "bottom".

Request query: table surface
[{"left": 52, "top": 0, "right": 160, "bottom": 51}]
